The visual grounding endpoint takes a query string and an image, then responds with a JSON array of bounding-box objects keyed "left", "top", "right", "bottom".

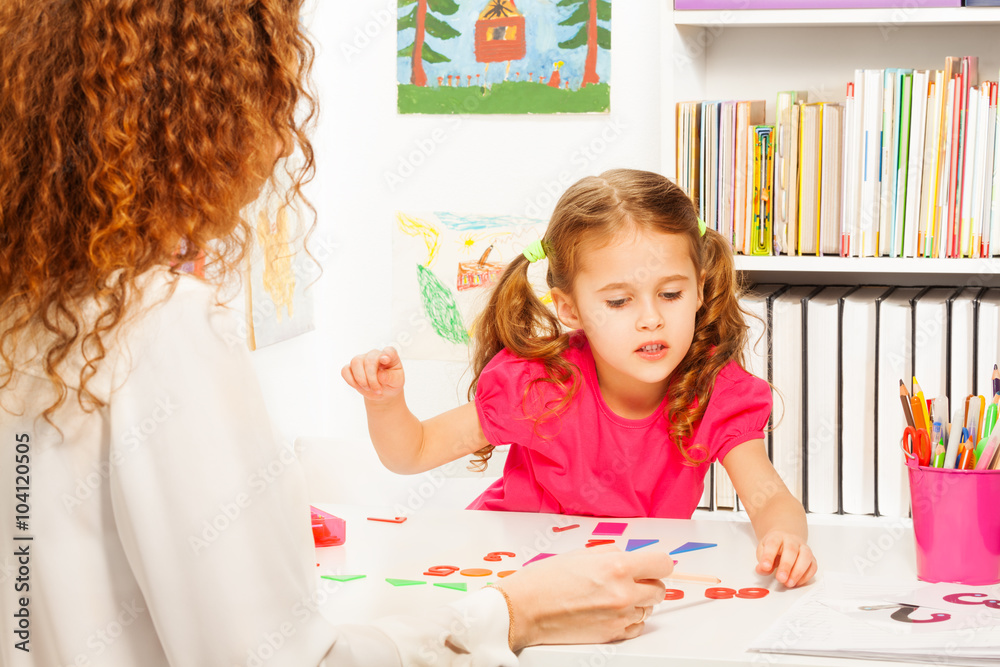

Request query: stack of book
[
  {"left": 701, "top": 284, "right": 1000, "bottom": 516},
  {"left": 676, "top": 57, "right": 1000, "bottom": 258}
]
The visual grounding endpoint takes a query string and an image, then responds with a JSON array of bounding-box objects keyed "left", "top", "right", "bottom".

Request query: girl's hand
[
  {"left": 341, "top": 347, "right": 405, "bottom": 402},
  {"left": 755, "top": 531, "right": 817, "bottom": 588},
  {"left": 497, "top": 545, "right": 673, "bottom": 650}
]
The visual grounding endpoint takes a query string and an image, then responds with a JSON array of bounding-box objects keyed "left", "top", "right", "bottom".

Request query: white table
[{"left": 315, "top": 504, "right": 922, "bottom": 666}]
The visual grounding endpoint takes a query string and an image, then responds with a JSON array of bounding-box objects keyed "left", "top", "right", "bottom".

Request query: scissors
[{"left": 901, "top": 426, "right": 931, "bottom": 466}]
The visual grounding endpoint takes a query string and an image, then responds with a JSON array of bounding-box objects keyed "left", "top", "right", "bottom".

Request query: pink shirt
[{"left": 469, "top": 332, "right": 772, "bottom": 518}]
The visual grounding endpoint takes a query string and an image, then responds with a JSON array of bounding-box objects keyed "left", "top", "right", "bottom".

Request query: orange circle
[
  {"left": 705, "top": 587, "right": 736, "bottom": 599},
  {"left": 736, "top": 587, "right": 769, "bottom": 599},
  {"left": 497, "top": 570, "right": 515, "bottom": 578},
  {"left": 663, "top": 589, "right": 685, "bottom": 601},
  {"left": 460, "top": 568, "right": 493, "bottom": 577}
]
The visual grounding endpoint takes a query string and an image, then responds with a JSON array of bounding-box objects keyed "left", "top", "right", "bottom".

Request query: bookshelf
[{"left": 661, "top": 4, "right": 1000, "bottom": 287}]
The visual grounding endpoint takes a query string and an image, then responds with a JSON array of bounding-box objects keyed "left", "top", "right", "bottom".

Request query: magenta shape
[
  {"left": 522, "top": 552, "right": 555, "bottom": 567},
  {"left": 592, "top": 522, "right": 628, "bottom": 536}
]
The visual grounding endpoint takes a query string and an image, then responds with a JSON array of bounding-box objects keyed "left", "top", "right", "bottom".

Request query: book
[
  {"left": 734, "top": 101, "right": 765, "bottom": 253},
  {"left": 949, "top": 287, "right": 979, "bottom": 408},
  {"left": 775, "top": 91, "right": 807, "bottom": 255},
  {"left": 875, "top": 288, "right": 918, "bottom": 518},
  {"left": 750, "top": 125, "right": 775, "bottom": 255},
  {"left": 890, "top": 69, "right": 913, "bottom": 257},
  {"left": 719, "top": 100, "right": 738, "bottom": 247},
  {"left": 841, "top": 286, "right": 890, "bottom": 515},
  {"left": 819, "top": 103, "right": 844, "bottom": 255},
  {"left": 878, "top": 70, "right": 898, "bottom": 256},
  {"left": 912, "top": 288, "right": 958, "bottom": 426},
  {"left": 860, "top": 69, "right": 884, "bottom": 257},
  {"left": 903, "top": 70, "right": 929, "bottom": 258},
  {"left": 798, "top": 104, "right": 823, "bottom": 255},
  {"left": 843, "top": 74, "right": 863, "bottom": 257},
  {"left": 741, "top": 284, "right": 785, "bottom": 484},
  {"left": 770, "top": 286, "right": 821, "bottom": 502},
  {"left": 918, "top": 71, "right": 945, "bottom": 258},
  {"left": 803, "top": 286, "right": 853, "bottom": 514}
]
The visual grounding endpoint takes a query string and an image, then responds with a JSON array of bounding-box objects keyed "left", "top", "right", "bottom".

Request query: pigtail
[
  {"left": 666, "top": 227, "right": 752, "bottom": 463},
  {"left": 466, "top": 249, "right": 577, "bottom": 471}
]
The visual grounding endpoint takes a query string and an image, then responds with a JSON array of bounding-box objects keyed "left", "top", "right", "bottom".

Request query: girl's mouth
[{"left": 636, "top": 343, "right": 667, "bottom": 359}]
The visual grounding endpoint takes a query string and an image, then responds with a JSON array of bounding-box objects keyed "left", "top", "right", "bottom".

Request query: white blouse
[{"left": 0, "top": 268, "right": 516, "bottom": 666}]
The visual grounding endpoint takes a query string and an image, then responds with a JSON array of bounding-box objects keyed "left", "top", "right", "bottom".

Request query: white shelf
[
  {"left": 672, "top": 7, "right": 1000, "bottom": 27},
  {"left": 735, "top": 255, "right": 1000, "bottom": 286}
]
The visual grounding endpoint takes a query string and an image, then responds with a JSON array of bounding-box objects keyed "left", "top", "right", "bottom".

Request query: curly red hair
[{"left": 0, "top": 0, "right": 316, "bottom": 423}]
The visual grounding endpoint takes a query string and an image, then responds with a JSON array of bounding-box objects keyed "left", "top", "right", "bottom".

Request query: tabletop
[{"left": 314, "top": 504, "right": 923, "bottom": 666}]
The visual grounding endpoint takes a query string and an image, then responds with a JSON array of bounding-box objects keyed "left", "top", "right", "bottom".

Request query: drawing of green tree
[
  {"left": 398, "top": 0, "right": 462, "bottom": 87},
  {"left": 557, "top": 0, "right": 610, "bottom": 88}
]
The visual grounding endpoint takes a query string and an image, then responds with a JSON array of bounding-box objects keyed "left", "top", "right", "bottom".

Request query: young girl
[{"left": 344, "top": 168, "right": 817, "bottom": 588}]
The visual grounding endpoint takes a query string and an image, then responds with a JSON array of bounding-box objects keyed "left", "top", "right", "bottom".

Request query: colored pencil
[
  {"left": 899, "top": 380, "right": 916, "bottom": 429},
  {"left": 665, "top": 572, "right": 722, "bottom": 584},
  {"left": 913, "top": 377, "right": 932, "bottom": 436}
]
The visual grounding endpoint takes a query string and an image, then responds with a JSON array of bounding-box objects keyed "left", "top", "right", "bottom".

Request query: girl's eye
[
  {"left": 605, "top": 298, "right": 629, "bottom": 309},
  {"left": 660, "top": 292, "right": 682, "bottom": 301}
]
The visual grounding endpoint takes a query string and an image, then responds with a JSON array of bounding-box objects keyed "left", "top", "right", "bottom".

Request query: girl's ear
[{"left": 550, "top": 287, "right": 582, "bottom": 329}]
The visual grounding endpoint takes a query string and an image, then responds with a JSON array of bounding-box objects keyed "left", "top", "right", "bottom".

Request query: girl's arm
[
  {"left": 341, "top": 347, "right": 489, "bottom": 474},
  {"left": 722, "top": 439, "right": 818, "bottom": 588}
]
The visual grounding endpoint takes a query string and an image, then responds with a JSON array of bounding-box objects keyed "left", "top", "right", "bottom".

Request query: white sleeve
[{"left": 107, "top": 279, "right": 517, "bottom": 667}]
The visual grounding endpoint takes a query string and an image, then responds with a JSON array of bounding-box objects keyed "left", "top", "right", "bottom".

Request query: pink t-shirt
[{"left": 468, "top": 332, "right": 772, "bottom": 518}]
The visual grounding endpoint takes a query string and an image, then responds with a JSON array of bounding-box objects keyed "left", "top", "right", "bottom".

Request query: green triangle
[
  {"left": 386, "top": 578, "right": 427, "bottom": 587},
  {"left": 434, "top": 582, "right": 468, "bottom": 592},
  {"left": 321, "top": 574, "right": 366, "bottom": 583}
]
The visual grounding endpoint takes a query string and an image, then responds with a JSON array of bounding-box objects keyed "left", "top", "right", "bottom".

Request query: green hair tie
[
  {"left": 697, "top": 217, "right": 707, "bottom": 237},
  {"left": 522, "top": 239, "right": 546, "bottom": 263}
]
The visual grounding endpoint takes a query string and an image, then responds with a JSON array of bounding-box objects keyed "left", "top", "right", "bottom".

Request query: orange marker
[{"left": 959, "top": 446, "right": 977, "bottom": 470}]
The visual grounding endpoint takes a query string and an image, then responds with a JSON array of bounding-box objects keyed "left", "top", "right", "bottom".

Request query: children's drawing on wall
[
  {"left": 245, "top": 204, "right": 315, "bottom": 350},
  {"left": 397, "top": 0, "right": 611, "bottom": 114},
  {"left": 393, "top": 211, "right": 549, "bottom": 361}
]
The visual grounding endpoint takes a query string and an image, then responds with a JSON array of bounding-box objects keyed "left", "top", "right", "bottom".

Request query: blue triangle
[
  {"left": 668, "top": 541, "right": 717, "bottom": 555},
  {"left": 625, "top": 539, "right": 659, "bottom": 552}
]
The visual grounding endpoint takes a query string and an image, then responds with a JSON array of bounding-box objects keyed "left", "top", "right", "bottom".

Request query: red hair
[{"left": 0, "top": 0, "right": 316, "bottom": 423}]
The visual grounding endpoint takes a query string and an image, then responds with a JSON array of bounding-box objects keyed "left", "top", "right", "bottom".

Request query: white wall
[{"left": 248, "top": 0, "right": 664, "bottom": 466}]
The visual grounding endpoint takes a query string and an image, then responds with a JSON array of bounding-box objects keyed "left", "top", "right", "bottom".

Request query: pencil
[
  {"left": 665, "top": 572, "right": 722, "bottom": 584},
  {"left": 913, "top": 377, "right": 932, "bottom": 435},
  {"left": 993, "top": 363, "right": 999, "bottom": 398},
  {"left": 899, "top": 380, "right": 916, "bottom": 429}
]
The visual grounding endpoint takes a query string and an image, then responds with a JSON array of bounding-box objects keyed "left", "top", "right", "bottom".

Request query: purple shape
[
  {"left": 625, "top": 539, "right": 659, "bottom": 552},
  {"left": 592, "top": 522, "right": 628, "bottom": 536},
  {"left": 669, "top": 541, "right": 717, "bottom": 555},
  {"left": 522, "top": 552, "right": 555, "bottom": 567}
]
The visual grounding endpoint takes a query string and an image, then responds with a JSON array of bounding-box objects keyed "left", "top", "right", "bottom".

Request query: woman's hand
[
  {"left": 341, "top": 347, "right": 405, "bottom": 402},
  {"left": 496, "top": 545, "right": 673, "bottom": 651},
  {"left": 755, "top": 530, "right": 817, "bottom": 588}
]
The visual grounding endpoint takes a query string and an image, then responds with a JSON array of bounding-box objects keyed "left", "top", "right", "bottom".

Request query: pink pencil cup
[{"left": 907, "top": 462, "right": 1000, "bottom": 585}]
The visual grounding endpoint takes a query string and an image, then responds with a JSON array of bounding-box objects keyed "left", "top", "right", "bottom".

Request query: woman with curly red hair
[{"left": 0, "top": 2, "right": 670, "bottom": 665}]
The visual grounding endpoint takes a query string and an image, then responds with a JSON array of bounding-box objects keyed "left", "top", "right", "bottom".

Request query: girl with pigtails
[{"left": 345, "top": 168, "right": 817, "bottom": 589}]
